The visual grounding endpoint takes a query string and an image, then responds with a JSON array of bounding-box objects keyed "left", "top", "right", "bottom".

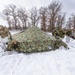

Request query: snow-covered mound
[{"left": 0, "top": 31, "right": 75, "bottom": 75}]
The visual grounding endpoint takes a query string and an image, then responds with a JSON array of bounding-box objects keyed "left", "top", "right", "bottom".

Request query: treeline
[{"left": 0, "top": 1, "right": 75, "bottom": 31}]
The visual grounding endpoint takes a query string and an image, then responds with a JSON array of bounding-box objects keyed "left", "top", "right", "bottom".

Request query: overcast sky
[{"left": 0, "top": 0, "right": 75, "bottom": 26}]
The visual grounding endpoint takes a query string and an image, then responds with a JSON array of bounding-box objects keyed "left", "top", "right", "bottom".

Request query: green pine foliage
[
  {"left": 7, "top": 26, "right": 67, "bottom": 53},
  {"left": 52, "top": 28, "right": 65, "bottom": 38},
  {"left": 11, "top": 26, "right": 52, "bottom": 53},
  {"left": 66, "top": 29, "right": 72, "bottom": 36}
]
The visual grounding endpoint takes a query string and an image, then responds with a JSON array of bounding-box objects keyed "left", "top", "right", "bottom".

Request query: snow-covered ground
[{"left": 0, "top": 32, "right": 75, "bottom": 75}]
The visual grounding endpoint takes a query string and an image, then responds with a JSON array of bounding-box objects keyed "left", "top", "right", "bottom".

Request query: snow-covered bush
[
  {"left": 7, "top": 26, "right": 67, "bottom": 53},
  {"left": 7, "top": 27, "right": 52, "bottom": 53},
  {"left": 52, "top": 28, "right": 65, "bottom": 38},
  {"left": 0, "top": 25, "right": 12, "bottom": 50}
]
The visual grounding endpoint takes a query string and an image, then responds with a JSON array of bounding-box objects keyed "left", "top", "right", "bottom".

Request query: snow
[
  {"left": 9, "top": 30, "right": 21, "bottom": 35},
  {"left": 0, "top": 37, "right": 9, "bottom": 50},
  {"left": 0, "top": 32, "right": 75, "bottom": 75}
]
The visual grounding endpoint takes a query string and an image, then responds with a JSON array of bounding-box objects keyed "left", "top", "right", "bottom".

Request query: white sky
[{"left": 0, "top": 0, "right": 75, "bottom": 26}]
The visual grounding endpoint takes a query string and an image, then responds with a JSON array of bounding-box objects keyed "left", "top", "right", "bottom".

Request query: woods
[{"left": 0, "top": 1, "right": 75, "bottom": 31}]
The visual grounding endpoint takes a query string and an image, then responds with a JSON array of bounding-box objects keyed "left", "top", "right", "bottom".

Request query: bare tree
[
  {"left": 7, "top": 4, "right": 18, "bottom": 30},
  {"left": 39, "top": 7, "right": 47, "bottom": 31},
  {"left": 66, "top": 14, "right": 75, "bottom": 29},
  {"left": 71, "top": 14, "right": 75, "bottom": 29},
  {"left": 18, "top": 7, "right": 28, "bottom": 29},
  {"left": 66, "top": 17, "right": 72, "bottom": 29},
  {"left": 56, "top": 13, "right": 65, "bottom": 29},
  {"left": 47, "top": 1, "right": 62, "bottom": 31},
  {"left": 29, "top": 7, "right": 39, "bottom": 27},
  {"left": 0, "top": 8, "right": 11, "bottom": 29}
]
